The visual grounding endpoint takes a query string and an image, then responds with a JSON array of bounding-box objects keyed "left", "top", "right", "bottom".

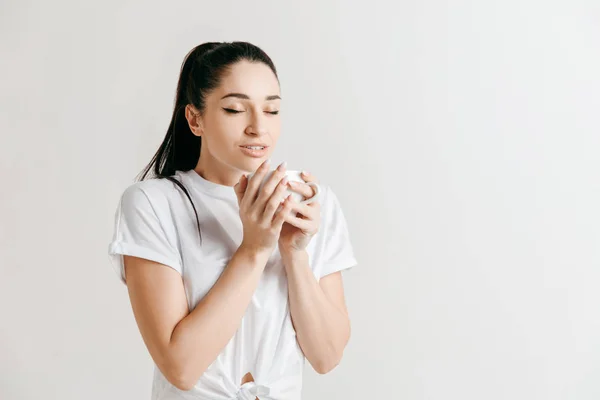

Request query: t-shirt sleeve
[
  {"left": 314, "top": 185, "right": 358, "bottom": 279},
  {"left": 108, "top": 184, "right": 182, "bottom": 285}
]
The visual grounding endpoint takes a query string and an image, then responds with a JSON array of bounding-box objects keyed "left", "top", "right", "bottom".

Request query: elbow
[
  {"left": 168, "top": 370, "right": 202, "bottom": 392},
  {"left": 160, "top": 340, "right": 216, "bottom": 391},
  {"left": 170, "top": 362, "right": 212, "bottom": 391},
  {"left": 163, "top": 359, "right": 204, "bottom": 392},
  {"left": 314, "top": 356, "right": 341, "bottom": 375},
  {"left": 315, "top": 323, "right": 350, "bottom": 374},
  {"left": 313, "top": 347, "right": 344, "bottom": 375},
  {"left": 176, "top": 369, "right": 200, "bottom": 391},
  {"left": 171, "top": 377, "right": 194, "bottom": 392},
  {"left": 164, "top": 365, "right": 194, "bottom": 391}
]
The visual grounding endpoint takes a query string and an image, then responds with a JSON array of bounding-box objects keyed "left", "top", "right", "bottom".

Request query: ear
[{"left": 185, "top": 104, "right": 204, "bottom": 137}]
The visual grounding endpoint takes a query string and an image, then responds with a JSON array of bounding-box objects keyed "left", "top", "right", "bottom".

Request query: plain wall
[{"left": 1, "top": 0, "right": 599, "bottom": 399}]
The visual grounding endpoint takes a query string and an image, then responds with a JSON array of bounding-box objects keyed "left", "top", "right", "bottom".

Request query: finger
[
  {"left": 286, "top": 181, "right": 314, "bottom": 199},
  {"left": 262, "top": 174, "right": 290, "bottom": 223},
  {"left": 272, "top": 194, "right": 293, "bottom": 227},
  {"left": 287, "top": 200, "right": 319, "bottom": 220},
  {"left": 244, "top": 159, "right": 271, "bottom": 206},
  {"left": 233, "top": 174, "right": 247, "bottom": 204},
  {"left": 300, "top": 171, "right": 318, "bottom": 183},
  {"left": 255, "top": 161, "right": 287, "bottom": 211},
  {"left": 283, "top": 212, "right": 316, "bottom": 233}
]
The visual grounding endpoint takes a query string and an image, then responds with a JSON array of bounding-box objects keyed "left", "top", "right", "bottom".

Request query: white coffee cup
[{"left": 246, "top": 169, "right": 320, "bottom": 205}]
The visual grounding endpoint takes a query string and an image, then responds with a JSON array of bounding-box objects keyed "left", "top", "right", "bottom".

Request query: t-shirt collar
[{"left": 178, "top": 169, "right": 238, "bottom": 201}]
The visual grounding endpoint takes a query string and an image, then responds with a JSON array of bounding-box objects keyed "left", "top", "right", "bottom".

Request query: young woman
[{"left": 108, "top": 41, "right": 358, "bottom": 400}]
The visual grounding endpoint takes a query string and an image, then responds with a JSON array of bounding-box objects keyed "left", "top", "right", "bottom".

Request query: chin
[{"left": 238, "top": 158, "right": 266, "bottom": 172}]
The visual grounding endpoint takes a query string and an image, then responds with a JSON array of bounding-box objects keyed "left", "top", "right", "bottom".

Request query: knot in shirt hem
[{"left": 235, "top": 381, "right": 271, "bottom": 400}]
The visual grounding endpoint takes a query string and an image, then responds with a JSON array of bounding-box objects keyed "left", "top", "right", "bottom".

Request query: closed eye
[{"left": 222, "top": 108, "right": 279, "bottom": 115}]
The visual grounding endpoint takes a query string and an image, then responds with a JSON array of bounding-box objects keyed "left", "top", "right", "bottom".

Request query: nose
[{"left": 245, "top": 109, "right": 268, "bottom": 137}]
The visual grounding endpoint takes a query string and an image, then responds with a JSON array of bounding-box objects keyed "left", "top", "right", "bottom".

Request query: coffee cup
[{"left": 246, "top": 169, "right": 320, "bottom": 205}]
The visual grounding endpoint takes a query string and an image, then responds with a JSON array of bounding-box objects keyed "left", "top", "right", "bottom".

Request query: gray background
[{"left": 1, "top": 0, "right": 599, "bottom": 399}]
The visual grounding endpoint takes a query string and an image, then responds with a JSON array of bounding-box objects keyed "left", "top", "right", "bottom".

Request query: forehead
[{"left": 216, "top": 60, "right": 280, "bottom": 99}]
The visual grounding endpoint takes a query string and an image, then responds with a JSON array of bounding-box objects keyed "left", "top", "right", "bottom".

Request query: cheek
[
  {"left": 268, "top": 118, "right": 282, "bottom": 139},
  {"left": 208, "top": 116, "right": 243, "bottom": 145}
]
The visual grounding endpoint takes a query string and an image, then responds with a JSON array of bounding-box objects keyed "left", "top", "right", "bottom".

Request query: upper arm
[
  {"left": 107, "top": 183, "right": 188, "bottom": 387},
  {"left": 123, "top": 255, "right": 189, "bottom": 386}
]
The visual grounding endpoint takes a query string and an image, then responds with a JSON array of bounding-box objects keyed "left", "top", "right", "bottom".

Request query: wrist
[
  {"left": 238, "top": 242, "right": 273, "bottom": 263},
  {"left": 279, "top": 248, "right": 308, "bottom": 263}
]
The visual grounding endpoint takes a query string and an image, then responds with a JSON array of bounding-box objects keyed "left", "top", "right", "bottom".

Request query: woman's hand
[
  {"left": 278, "top": 171, "right": 321, "bottom": 255},
  {"left": 234, "top": 160, "right": 294, "bottom": 256}
]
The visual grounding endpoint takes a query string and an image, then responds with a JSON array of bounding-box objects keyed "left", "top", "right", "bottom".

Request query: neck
[{"left": 194, "top": 150, "right": 245, "bottom": 187}]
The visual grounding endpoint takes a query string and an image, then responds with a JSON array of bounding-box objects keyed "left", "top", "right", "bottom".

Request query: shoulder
[
  {"left": 316, "top": 182, "right": 353, "bottom": 230},
  {"left": 318, "top": 183, "right": 341, "bottom": 210},
  {"left": 119, "top": 176, "right": 182, "bottom": 212}
]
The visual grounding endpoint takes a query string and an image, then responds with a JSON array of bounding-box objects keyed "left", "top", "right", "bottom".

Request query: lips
[{"left": 240, "top": 146, "right": 268, "bottom": 157}]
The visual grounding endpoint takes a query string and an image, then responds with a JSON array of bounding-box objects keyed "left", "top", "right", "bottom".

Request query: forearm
[
  {"left": 282, "top": 250, "right": 350, "bottom": 374},
  {"left": 168, "top": 244, "right": 270, "bottom": 389}
]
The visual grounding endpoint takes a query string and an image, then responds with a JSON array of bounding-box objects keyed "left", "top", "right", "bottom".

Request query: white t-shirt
[{"left": 108, "top": 169, "right": 358, "bottom": 400}]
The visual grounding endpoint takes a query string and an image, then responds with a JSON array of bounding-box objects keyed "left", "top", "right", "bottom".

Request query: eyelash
[{"left": 222, "top": 108, "right": 279, "bottom": 115}]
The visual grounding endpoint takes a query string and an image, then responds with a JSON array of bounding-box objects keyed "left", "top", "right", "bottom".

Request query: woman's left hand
[{"left": 278, "top": 171, "right": 321, "bottom": 254}]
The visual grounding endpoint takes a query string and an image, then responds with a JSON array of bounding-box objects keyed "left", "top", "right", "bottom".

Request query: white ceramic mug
[{"left": 246, "top": 169, "right": 320, "bottom": 205}]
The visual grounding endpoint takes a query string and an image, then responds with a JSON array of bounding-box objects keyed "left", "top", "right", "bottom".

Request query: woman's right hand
[{"left": 234, "top": 159, "right": 293, "bottom": 255}]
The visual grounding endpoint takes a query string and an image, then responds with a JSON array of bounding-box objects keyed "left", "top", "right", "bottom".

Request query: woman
[{"left": 108, "top": 41, "right": 358, "bottom": 400}]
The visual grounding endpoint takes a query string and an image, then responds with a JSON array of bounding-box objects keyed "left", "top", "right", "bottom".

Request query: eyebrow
[{"left": 220, "top": 93, "right": 281, "bottom": 101}]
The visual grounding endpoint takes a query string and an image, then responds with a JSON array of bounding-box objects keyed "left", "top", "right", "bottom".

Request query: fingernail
[
  {"left": 278, "top": 161, "right": 287, "bottom": 171},
  {"left": 265, "top": 158, "right": 271, "bottom": 166},
  {"left": 302, "top": 170, "right": 309, "bottom": 175}
]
